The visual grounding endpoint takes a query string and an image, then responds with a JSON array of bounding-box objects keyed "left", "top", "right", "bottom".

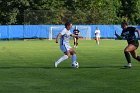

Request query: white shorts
[
  {"left": 96, "top": 36, "right": 100, "bottom": 38},
  {"left": 60, "top": 43, "right": 71, "bottom": 53}
]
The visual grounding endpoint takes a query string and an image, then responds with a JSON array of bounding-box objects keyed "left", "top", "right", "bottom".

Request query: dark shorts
[
  {"left": 74, "top": 37, "right": 79, "bottom": 39},
  {"left": 129, "top": 42, "right": 139, "bottom": 49},
  {"left": 74, "top": 35, "right": 79, "bottom": 39}
]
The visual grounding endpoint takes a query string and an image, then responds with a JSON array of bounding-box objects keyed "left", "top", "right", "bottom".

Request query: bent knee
[
  {"left": 69, "top": 49, "right": 76, "bottom": 55},
  {"left": 70, "top": 52, "right": 76, "bottom": 55}
]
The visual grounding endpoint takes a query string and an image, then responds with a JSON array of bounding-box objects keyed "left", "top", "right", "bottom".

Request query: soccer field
[{"left": 0, "top": 40, "right": 140, "bottom": 93}]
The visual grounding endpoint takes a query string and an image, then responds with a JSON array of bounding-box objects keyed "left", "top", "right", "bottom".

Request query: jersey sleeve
[
  {"left": 130, "top": 27, "right": 136, "bottom": 32},
  {"left": 60, "top": 29, "right": 66, "bottom": 35},
  {"left": 95, "top": 30, "right": 97, "bottom": 33}
]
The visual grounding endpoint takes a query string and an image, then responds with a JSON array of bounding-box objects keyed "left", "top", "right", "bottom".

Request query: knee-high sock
[
  {"left": 74, "top": 42, "right": 76, "bottom": 45},
  {"left": 97, "top": 41, "right": 99, "bottom": 45},
  {"left": 96, "top": 41, "right": 99, "bottom": 45},
  {"left": 56, "top": 55, "right": 68, "bottom": 64},
  {"left": 72, "top": 54, "right": 76, "bottom": 64},
  {"left": 124, "top": 52, "right": 131, "bottom": 63}
]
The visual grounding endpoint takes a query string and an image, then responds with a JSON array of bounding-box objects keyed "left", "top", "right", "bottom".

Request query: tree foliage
[{"left": 0, "top": 0, "right": 140, "bottom": 25}]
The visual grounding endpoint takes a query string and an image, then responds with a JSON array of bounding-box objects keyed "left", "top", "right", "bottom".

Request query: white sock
[{"left": 55, "top": 55, "right": 68, "bottom": 65}]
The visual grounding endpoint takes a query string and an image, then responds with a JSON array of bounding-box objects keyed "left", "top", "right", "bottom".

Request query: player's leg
[
  {"left": 98, "top": 37, "right": 100, "bottom": 45},
  {"left": 69, "top": 48, "right": 77, "bottom": 65},
  {"left": 97, "top": 37, "right": 100, "bottom": 45},
  {"left": 74, "top": 38, "right": 76, "bottom": 47},
  {"left": 96, "top": 37, "right": 99, "bottom": 45},
  {"left": 130, "top": 49, "right": 140, "bottom": 61},
  {"left": 124, "top": 44, "right": 137, "bottom": 67},
  {"left": 76, "top": 38, "right": 79, "bottom": 48},
  {"left": 55, "top": 44, "right": 70, "bottom": 67},
  {"left": 95, "top": 37, "right": 97, "bottom": 45}
]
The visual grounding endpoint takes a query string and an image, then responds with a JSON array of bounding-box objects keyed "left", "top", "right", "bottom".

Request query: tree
[
  {"left": 0, "top": 0, "right": 31, "bottom": 24},
  {"left": 119, "top": 0, "right": 140, "bottom": 25},
  {"left": 0, "top": 0, "right": 140, "bottom": 25}
]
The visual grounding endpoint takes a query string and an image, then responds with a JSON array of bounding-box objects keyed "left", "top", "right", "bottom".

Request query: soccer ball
[{"left": 72, "top": 62, "right": 79, "bottom": 68}]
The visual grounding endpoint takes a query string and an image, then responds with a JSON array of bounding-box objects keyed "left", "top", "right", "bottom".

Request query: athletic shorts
[
  {"left": 60, "top": 43, "right": 71, "bottom": 53},
  {"left": 74, "top": 37, "right": 79, "bottom": 39},
  {"left": 129, "top": 42, "right": 139, "bottom": 49},
  {"left": 95, "top": 36, "right": 100, "bottom": 38},
  {"left": 132, "top": 43, "right": 139, "bottom": 49}
]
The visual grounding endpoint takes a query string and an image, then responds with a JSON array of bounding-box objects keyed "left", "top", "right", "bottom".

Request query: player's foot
[
  {"left": 124, "top": 63, "right": 132, "bottom": 68},
  {"left": 74, "top": 45, "right": 76, "bottom": 48},
  {"left": 76, "top": 46, "right": 78, "bottom": 48},
  {"left": 54, "top": 62, "right": 58, "bottom": 68}
]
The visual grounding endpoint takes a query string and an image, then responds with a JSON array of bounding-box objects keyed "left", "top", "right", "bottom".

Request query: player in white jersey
[
  {"left": 55, "top": 22, "right": 82, "bottom": 68},
  {"left": 95, "top": 27, "right": 101, "bottom": 45}
]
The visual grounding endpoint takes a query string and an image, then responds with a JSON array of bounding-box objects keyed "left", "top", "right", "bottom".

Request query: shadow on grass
[
  {"left": 0, "top": 65, "right": 123, "bottom": 69},
  {"left": 0, "top": 65, "right": 134, "bottom": 70}
]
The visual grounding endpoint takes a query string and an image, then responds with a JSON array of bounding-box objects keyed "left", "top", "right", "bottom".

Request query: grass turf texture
[{"left": 0, "top": 40, "right": 140, "bottom": 93}]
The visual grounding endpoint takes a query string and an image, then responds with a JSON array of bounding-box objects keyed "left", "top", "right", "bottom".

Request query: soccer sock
[
  {"left": 72, "top": 54, "right": 76, "bottom": 64},
  {"left": 76, "top": 43, "right": 78, "bottom": 46},
  {"left": 124, "top": 52, "right": 131, "bottom": 63},
  {"left": 74, "top": 42, "right": 76, "bottom": 45},
  {"left": 56, "top": 55, "right": 68, "bottom": 64},
  {"left": 96, "top": 41, "right": 99, "bottom": 45},
  {"left": 136, "top": 56, "right": 140, "bottom": 61},
  {"left": 97, "top": 41, "right": 99, "bottom": 45}
]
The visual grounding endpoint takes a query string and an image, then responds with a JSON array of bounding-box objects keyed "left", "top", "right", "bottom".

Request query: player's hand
[{"left": 56, "top": 41, "right": 58, "bottom": 43}]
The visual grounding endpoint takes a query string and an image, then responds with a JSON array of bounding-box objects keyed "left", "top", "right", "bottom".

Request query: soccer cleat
[
  {"left": 54, "top": 62, "right": 58, "bottom": 68},
  {"left": 124, "top": 63, "right": 132, "bottom": 68}
]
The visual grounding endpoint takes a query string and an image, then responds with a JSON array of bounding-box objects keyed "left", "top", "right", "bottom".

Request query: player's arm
[
  {"left": 70, "top": 34, "right": 83, "bottom": 38},
  {"left": 115, "top": 31, "right": 123, "bottom": 40},
  {"left": 56, "top": 33, "right": 62, "bottom": 43},
  {"left": 78, "top": 30, "right": 80, "bottom": 35},
  {"left": 95, "top": 31, "right": 97, "bottom": 36}
]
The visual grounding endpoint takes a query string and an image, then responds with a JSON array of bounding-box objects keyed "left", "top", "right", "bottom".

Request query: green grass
[{"left": 0, "top": 40, "right": 140, "bottom": 93}]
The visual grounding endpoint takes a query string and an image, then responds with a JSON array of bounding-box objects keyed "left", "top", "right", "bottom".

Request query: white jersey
[
  {"left": 95, "top": 29, "right": 100, "bottom": 37},
  {"left": 60, "top": 28, "right": 72, "bottom": 45},
  {"left": 59, "top": 28, "right": 72, "bottom": 52}
]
